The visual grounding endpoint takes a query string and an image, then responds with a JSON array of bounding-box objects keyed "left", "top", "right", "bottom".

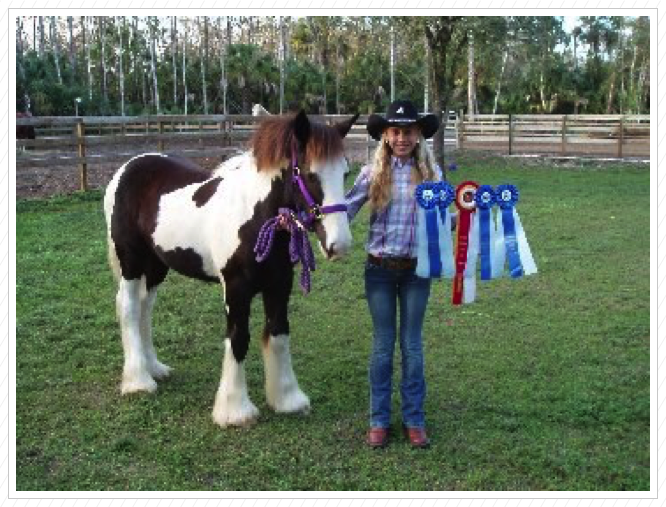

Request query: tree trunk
[
  {"left": 279, "top": 17, "right": 286, "bottom": 113},
  {"left": 149, "top": 20, "right": 161, "bottom": 113},
  {"left": 50, "top": 17, "right": 63, "bottom": 85},
  {"left": 493, "top": 48, "right": 509, "bottom": 115},
  {"left": 84, "top": 17, "right": 93, "bottom": 101},
  {"left": 390, "top": 26, "right": 395, "bottom": 102},
  {"left": 67, "top": 16, "right": 77, "bottom": 75},
  {"left": 38, "top": 17, "right": 45, "bottom": 58},
  {"left": 117, "top": 17, "right": 126, "bottom": 116},
  {"left": 172, "top": 16, "right": 178, "bottom": 109},
  {"left": 183, "top": 25, "right": 188, "bottom": 116},
  {"left": 218, "top": 17, "right": 228, "bottom": 115},
  {"left": 99, "top": 17, "right": 108, "bottom": 103},
  {"left": 425, "top": 27, "right": 446, "bottom": 175},
  {"left": 16, "top": 18, "right": 26, "bottom": 85},
  {"left": 424, "top": 35, "right": 430, "bottom": 112},
  {"left": 606, "top": 68, "right": 616, "bottom": 114},
  {"left": 199, "top": 17, "right": 209, "bottom": 114},
  {"left": 539, "top": 69, "right": 547, "bottom": 112},
  {"left": 467, "top": 31, "right": 475, "bottom": 117},
  {"left": 629, "top": 44, "right": 638, "bottom": 112},
  {"left": 335, "top": 38, "right": 341, "bottom": 114}
]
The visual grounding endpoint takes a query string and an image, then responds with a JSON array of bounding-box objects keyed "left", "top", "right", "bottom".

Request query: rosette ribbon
[
  {"left": 493, "top": 184, "right": 537, "bottom": 278},
  {"left": 473, "top": 185, "right": 498, "bottom": 281},
  {"left": 452, "top": 181, "right": 479, "bottom": 305},
  {"left": 414, "top": 181, "right": 455, "bottom": 279}
]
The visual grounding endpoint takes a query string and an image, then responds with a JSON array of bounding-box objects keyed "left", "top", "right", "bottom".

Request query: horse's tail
[
  {"left": 104, "top": 165, "right": 124, "bottom": 282},
  {"left": 107, "top": 240, "right": 121, "bottom": 281}
]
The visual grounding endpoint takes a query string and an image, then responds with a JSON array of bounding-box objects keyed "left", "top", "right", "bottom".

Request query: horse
[
  {"left": 16, "top": 111, "right": 36, "bottom": 151},
  {"left": 104, "top": 110, "right": 359, "bottom": 427}
]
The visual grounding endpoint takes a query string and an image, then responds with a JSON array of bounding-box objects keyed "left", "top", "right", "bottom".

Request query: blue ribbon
[
  {"left": 474, "top": 185, "right": 495, "bottom": 280},
  {"left": 496, "top": 184, "right": 523, "bottom": 278},
  {"left": 415, "top": 182, "right": 437, "bottom": 210},
  {"left": 435, "top": 180, "right": 454, "bottom": 225},
  {"left": 415, "top": 182, "right": 441, "bottom": 277},
  {"left": 426, "top": 206, "right": 441, "bottom": 277}
]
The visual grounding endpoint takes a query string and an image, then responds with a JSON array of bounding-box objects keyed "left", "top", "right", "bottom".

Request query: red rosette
[{"left": 452, "top": 181, "right": 479, "bottom": 305}]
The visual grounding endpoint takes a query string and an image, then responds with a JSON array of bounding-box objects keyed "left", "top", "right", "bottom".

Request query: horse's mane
[{"left": 251, "top": 113, "right": 344, "bottom": 172}]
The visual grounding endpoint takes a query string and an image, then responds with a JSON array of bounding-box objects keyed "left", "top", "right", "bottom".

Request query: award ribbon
[
  {"left": 494, "top": 184, "right": 537, "bottom": 278},
  {"left": 452, "top": 181, "right": 479, "bottom": 305},
  {"left": 435, "top": 181, "right": 455, "bottom": 278},
  {"left": 415, "top": 182, "right": 442, "bottom": 278},
  {"left": 474, "top": 185, "right": 497, "bottom": 281}
]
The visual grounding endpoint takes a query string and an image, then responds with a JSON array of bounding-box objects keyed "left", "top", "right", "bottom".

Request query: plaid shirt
[{"left": 346, "top": 157, "right": 441, "bottom": 258}]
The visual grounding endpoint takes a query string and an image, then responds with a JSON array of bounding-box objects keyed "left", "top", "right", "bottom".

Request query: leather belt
[{"left": 367, "top": 254, "right": 417, "bottom": 271}]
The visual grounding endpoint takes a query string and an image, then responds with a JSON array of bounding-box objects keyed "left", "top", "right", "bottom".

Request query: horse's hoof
[
  {"left": 269, "top": 390, "right": 311, "bottom": 415},
  {"left": 212, "top": 406, "right": 260, "bottom": 428},
  {"left": 121, "top": 374, "right": 158, "bottom": 395},
  {"left": 212, "top": 396, "right": 260, "bottom": 428},
  {"left": 149, "top": 361, "right": 172, "bottom": 380}
]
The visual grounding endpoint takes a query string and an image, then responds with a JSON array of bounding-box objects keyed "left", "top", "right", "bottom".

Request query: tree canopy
[{"left": 16, "top": 15, "right": 650, "bottom": 117}]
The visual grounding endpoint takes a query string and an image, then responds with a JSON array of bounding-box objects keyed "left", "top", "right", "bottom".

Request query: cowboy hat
[{"left": 366, "top": 99, "right": 440, "bottom": 141}]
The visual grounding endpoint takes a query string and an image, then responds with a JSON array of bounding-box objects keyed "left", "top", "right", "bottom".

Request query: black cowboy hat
[{"left": 366, "top": 99, "right": 440, "bottom": 141}]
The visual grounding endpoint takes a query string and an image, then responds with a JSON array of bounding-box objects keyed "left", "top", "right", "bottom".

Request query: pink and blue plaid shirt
[{"left": 345, "top": 157, "right": 441, "bottom": 258}]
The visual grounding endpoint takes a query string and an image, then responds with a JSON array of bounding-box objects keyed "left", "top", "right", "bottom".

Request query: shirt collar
[{"left": 391, "top": 156, "right": 414, "bottom": 170}]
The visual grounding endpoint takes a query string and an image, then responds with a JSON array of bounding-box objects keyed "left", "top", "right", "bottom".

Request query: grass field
[{"left": 16, "top": 155, "right": 650, "bottom": 491}]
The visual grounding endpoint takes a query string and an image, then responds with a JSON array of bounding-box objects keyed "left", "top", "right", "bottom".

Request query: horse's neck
[{"left": 213, "top": 153, "right": 290, "bottom": 217}]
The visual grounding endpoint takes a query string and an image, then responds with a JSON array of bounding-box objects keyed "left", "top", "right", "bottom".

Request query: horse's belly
[{"left": 153, "top": 244, "right": 221, "bottom": 283}]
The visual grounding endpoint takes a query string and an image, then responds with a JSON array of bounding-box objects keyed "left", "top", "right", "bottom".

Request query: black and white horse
[{"left": 104, "top": 110, "right": 359, "bottom": 427}]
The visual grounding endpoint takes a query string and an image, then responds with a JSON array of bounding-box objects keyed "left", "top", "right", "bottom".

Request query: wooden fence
[
  {"left": 457, "top": 113, "right": 650, "bottom": 159},
  {"left": 16, "top": 113, "right": 649, "bottom": 192}
]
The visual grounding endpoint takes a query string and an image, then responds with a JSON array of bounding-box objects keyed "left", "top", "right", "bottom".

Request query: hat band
[{"left": 387, "top": 118, "right": 417, "bottom": 123}]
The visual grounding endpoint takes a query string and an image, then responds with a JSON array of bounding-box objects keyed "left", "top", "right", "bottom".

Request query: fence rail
[
  {"left": 458, "top": 113, "right": 649, "bottom": 159},
  {"left": 17, "top": 113, "right": 649, "bottom": 192}
]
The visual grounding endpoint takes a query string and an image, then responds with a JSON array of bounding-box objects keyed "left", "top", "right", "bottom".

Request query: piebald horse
[{"left": 104, "top": 110, "right": 359, "bottom": 427}]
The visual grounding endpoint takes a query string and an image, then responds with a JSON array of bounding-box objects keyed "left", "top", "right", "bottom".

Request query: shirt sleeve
[{"left": 345, "top": 164, "right": 372, "bottom": 222}]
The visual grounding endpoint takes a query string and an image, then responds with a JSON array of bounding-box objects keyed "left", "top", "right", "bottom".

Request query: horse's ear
[
  {"left": 335, "top": 113, "right": 360, "bottom": 139},
  {"left": 292, "top": 109, "right": 311, "bottom": 147}
]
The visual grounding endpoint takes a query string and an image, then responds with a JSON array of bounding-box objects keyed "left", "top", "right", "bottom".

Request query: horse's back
[
  {"left": 105, "top": 153, "right": 213, "bottom": 285},
  {"left": 112, "top": 153, "right": 209, "bottom": 200}
]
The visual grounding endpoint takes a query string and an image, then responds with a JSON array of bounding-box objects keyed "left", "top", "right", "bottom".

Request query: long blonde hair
[{"left": 368, "top": 132, "right": 438, "bottom": 211}]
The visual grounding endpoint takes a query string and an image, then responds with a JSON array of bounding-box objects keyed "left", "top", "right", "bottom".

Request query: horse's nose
[{"left": 327, "top": 239, "right": 351, "bottom": 259}]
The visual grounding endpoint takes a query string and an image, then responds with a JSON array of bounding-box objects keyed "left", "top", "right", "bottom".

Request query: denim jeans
[{"left": 364, "top": 261, "right": 431, "bottom": 429}]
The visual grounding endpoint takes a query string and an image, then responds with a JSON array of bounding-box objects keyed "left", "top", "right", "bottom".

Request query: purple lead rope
[{"left": 254, "top": 208, "right": 316, "bottom": 294}]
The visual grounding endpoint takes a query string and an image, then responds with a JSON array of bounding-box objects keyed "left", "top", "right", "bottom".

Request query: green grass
[{"left": 16, "top": 155, "right": 649, "bottom": 491}]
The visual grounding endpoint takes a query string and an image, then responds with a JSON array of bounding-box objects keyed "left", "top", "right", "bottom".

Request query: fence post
[
  {"left": 617, "top": 116, "right": 624, "bottom": 158},
  {"left": 158, "top": 120, "right": 165, "bottom": 152},
  {"left": 458, "top": 109, "right": 464, "bottom": 151},
  {"left": 508, "top": 114, "right": 513, "bottom": 155},
  {"left": 561, "top": 115, "right": 567, "bottom": 154},
  {"left": 76, "top": 119, "right": 88, "bottom": 192}
]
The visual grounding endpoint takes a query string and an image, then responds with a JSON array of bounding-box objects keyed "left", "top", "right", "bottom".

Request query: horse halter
[{"left": 289, "top": 139, "right": 348, "bottom": 231}]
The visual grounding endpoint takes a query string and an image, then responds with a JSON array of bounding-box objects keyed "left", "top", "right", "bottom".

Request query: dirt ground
[
  {"left": 15, "top": 138, "right": 648, "bottom": 200},
  {"left": 15, "top": 139, "right": 372, "bottom": 200}
]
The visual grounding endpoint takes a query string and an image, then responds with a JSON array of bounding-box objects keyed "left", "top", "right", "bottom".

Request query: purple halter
[
  {"left": 289, "top": 138, "right": 348, "bottom": 230},
  {"left": 253, "top": 139, "right": 348, "bottom": 293}
]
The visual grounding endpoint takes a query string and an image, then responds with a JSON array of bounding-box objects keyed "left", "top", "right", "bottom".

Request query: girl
[{"left": 345, "top": 99, "right": 441, "bottom": 448}]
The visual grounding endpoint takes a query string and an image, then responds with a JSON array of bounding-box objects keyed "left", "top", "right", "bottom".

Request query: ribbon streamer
[
  {"left": 415, "top": 181, "right": 456, "bottom": 279},
  {"left": 474, "top": 185, "right": 497, "bottom": 281},
  {"left": 435, "top": 181, "right": 455, "bottom": 278},
  {"left": 452, "top": 181, "right": 479, "bottom": 305},
  {"left": 493, "top": 184, "right": 537, "bottom": 279}
]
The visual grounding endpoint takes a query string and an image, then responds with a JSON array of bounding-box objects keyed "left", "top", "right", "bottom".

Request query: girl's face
[{"left": 384, "top": 125, "right": 420, "bottom": 160}]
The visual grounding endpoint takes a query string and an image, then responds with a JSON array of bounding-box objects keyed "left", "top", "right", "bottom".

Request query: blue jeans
[{"left": 365, "top": 261, "right": 431, "bottom": 429}]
